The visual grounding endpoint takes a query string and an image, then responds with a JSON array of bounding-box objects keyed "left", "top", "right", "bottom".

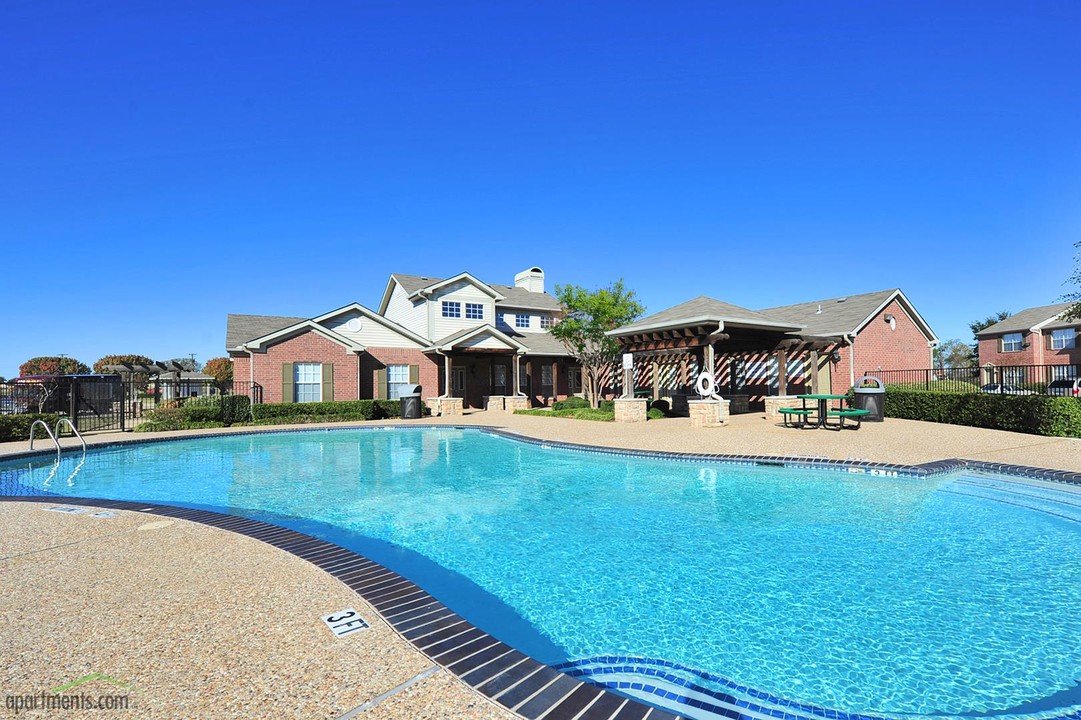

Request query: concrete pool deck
[{"left": 2, "top": 412, "right": 1079, "bottom": 719}]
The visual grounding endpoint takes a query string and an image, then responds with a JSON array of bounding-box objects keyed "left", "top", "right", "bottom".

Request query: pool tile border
[{"left": 0, "top": 494, "right": 685, "bottom": 720}]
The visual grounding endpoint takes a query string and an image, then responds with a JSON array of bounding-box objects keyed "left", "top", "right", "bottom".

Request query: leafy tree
[
  {"left": 165, "top": 357, "right": 202, "bottom": 372},
  {"left": 203, "top": 357, "right": 234, "bottom": 387},
  {"left": 968, "top": 310, "right": 1011, "bottom": 364},
  {"left": 934, "top": 339, "right": 973, "bottom": 369},
  {"left": 549, "top": 280, "right": 644, "bottom": 408},
  {"left": 1062, "top": 240, "right": 1081, "bottom": 320},
  {"left": 93, "top": 354, "right": 155, "bottom": 373},
  {"left": 19, "top": 356, "right": 91, "bottom": 377}
]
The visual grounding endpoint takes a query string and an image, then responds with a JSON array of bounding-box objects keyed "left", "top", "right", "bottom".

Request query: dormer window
[{"left": 442, "top": 301, "right": 461, "bottom": 318}]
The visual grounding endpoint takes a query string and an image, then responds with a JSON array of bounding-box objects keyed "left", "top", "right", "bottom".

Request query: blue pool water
[{"left": 3, "top": 427, "right": 1081, "bottom": 719}]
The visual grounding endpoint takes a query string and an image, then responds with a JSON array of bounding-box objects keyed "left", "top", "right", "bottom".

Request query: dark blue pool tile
[
  {"left": 476, "top": 659, "right": 544, "bottom": 698},
  {"left": 445, "top": 641, "right": 513, "bottom": 675},
  {"left": 419, "top": 626, "right": 485, "bottom": 656},
  {"left": 389, "top": 604, "right": 454, "bottom": 631},
  {"left": 539, "top": 682, "right": 605, "bottom": 720},
  {"left": 431, "top": 634, "right": 500, "bottom": 665},
  {"left": 493, "top": 665, "right": 561, "bottom": 708},
  {"left": 609, "top": 700, "right": 651, "bottom": 720},
  {"left": 515, "top": 674, "right": 581, "bottom": 719},
  {"left": 576, "top": 690, "right": 627, "bottom": 719},
  {"left": 460, "top": 650, "right": 530, "bottom": 687},
  {"left": 402, "top": 613, "right": 468, "bottom": 641}
]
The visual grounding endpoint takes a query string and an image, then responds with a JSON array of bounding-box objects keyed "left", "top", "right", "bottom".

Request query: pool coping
[{"left": 4, "top": 424, "right": 1081, "bottom": 720}]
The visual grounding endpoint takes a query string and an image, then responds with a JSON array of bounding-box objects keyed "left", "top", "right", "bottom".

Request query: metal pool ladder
[{"left": 29, "top": 419, "right": 87, "bottom": 458}]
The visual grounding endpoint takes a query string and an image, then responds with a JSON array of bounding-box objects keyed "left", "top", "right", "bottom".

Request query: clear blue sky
[{"left": 2, "top": 1, "right": 1079, "bottom": 377}]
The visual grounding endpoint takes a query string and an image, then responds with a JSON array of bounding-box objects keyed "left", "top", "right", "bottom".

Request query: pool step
[{"left": 554, "top": 656, "right": 871, "bottom": 720}]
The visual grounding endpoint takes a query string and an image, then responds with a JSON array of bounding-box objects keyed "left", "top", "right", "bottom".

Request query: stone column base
[
  {"left": 484, "top": 395, "right": 506, "bottom": 411},
  {"left": 763, "top": 395, "right": 804, "bottom": 422},
  {"left": 504, "top": 396, "right": 531, "bottom": 412},
  {"left": 426, "top": 397, "right": 464, "bottom": 416},
  {"left": 688, "top": 399, "right": 725, "bottom": 427},
  {"left": 613, "top": 397, "right": 648, "bottom": 423}
]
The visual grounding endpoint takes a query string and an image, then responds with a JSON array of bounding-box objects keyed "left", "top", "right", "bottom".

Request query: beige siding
[
  {"left": 497, "top": 310, "right": 552, "bottom": 333},
  {"left": 460, "top": 332, "right": 514, "bottom": 350},
  {"left": 429, "top": 281, "right": 497, "bottom": 340},
  {"left": 322, "top": 311, "right": 423, "bottom": 349},
  {"left": 384, "top": 283, "right": 429, "bottom": 338}
]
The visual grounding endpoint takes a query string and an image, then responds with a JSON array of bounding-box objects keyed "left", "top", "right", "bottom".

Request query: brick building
[
  {"left": 976, "top": 302, "right": 1080, "bottom": 370},
  {"left": 227, "top": 268, "right": 579, "bottom": 408}
]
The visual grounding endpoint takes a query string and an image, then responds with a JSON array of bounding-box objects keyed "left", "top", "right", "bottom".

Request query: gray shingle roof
[
  {"left": 389, "top": 273, "right": 562, "bottom": 311},
  {"left": 975, "top": 302, "right": 1076, "bottom": 336},
  {"left": 759, "top": 289, "right": 899, "bottom": 337},
  {"left": 226, "top": 314, "right": 305, "bottom": 350},
  {"left": 613, "top": 296, "right": 801, "bottom": 336},
  {"left": 427, "top": 324, "right": 572, "bottom": 356}
]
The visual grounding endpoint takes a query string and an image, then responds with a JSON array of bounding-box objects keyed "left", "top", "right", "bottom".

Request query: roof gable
[
  {"left": 425, "top": 324, "right": 529, "bottom": 352},
  {"left": 312, "top": 302, "right": 430, "bottom": 346},
  {"left": 759, "top": 288, "right": 937, "bottom": 342},
  {"left": 976, "top": 302, "right": 1076, "bottom": 336},
  {"left": 242, "top": 319, "right": 364, "bottom": 353},
  {"left": 227, "top": 314, "right": 306, "bottom": 350},
  {"left": 611, "top": 296, "right": 802, "bottom": 336}
]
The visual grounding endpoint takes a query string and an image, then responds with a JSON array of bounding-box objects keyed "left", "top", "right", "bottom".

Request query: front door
[{"left": 452, "top": 367, "right": 466, "bottom": 399}]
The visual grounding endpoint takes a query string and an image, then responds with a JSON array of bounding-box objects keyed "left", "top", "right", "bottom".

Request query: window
[
  {"left": 387, "top": 364, "right": 410, "bottom": 400},
  {"left": 294, "top": 363, "right": 322, "bottom": 403},
  {"left": 1001, "top": 332, "right": 1023, "bottom": 352},
  {"left": 541, "top": 364, "right": 553, "bottom": 389},
  {"left": 496, "top": 312, "right": 507, "bottom": 327},
  {"left": 465, "top": 302, "right": 483, "bottom": 320},
  {"left": 515, "top": 314, "right": 530, "bottom": 328},
  {"left": 1051, "top": 329, "right": 1076, "bottom": 350},
  {"left": 540, "top": 315, "right": 554, "bottom": 329},
  {"left": 442, "top": 301, "right": 461, "bottom": 318}
]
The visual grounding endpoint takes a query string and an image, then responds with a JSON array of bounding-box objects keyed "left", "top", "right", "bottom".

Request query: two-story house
[
  {"left": 976, "top": 303, "right": 1080, "bottom": 377},
  {"left": 226, "top": 267, "right": 579, "bottom": 410}
]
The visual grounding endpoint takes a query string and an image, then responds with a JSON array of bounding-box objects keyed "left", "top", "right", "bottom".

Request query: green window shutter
[
  {"left": 375, "top": 368, "right": 387, "bottom": 400},
  {"left": 322, "top": 363, "right": 334, "bottom": 401},
  {"left": 281, "top": 363, "right": 294, "bottom": 403},
  {"left": 409, "top": 365, "right": 419, "bottom": 384}
]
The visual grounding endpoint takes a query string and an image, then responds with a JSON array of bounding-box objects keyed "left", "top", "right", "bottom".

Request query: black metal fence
[
  {"left": 1, "top": 376, "right": 265, "bottom": 433},
  {"left": 870, "top": 365, "right": 1080, "bottom": 394}
]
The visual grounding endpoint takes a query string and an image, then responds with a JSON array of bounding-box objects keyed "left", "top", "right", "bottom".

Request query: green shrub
[
  {"left": 552, "top": 396, "right": 590, "bottom": 411},
  {"left": 884, "top": 389, "right": 1081, "bottom": 437},
  {"left": 221, "top": 395, "right": 252, "bottom": 425},
  {"left": 647, "top": 407, "right": 666, "bottom": 420},
  {"left": 0, "top": 413, "right": 62, "bottom": 442},
  {"left": 515, "top": 408, "right": 614, "bottom": 421},
  {"left": 599, "top": 400, "right": 615, "bottom": 412},
  {"left": 249, "top": 399, "right": 425, "bottom": 424}
]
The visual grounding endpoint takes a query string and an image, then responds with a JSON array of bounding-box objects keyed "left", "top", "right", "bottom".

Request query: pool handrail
[
  {"left": 28, "top": 420, "right": 59, "bottom": 455},
  {"left": 54, "top": 418, "right": 87, "bottom": 453}
]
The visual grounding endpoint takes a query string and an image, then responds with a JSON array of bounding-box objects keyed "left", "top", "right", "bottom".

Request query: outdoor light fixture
[
  {"left": 830, "top": 350, "right": 842, "bottom": 363},
  {"left": 884, "top": 314, "right": 894, "bottom": 323}
]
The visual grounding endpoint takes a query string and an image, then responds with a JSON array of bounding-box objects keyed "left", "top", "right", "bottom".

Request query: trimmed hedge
[
  {"left": 0, "top": 413, "right": 63, "bottom": 442},
  {"left": 250, "top": 399, "right": 425, "bottom": 424},
  {"left": 885, "top": 389, "right": 1081, "bottom": 438},
  {"left": 515, "top": 408, "right": 615, "bottom": 422},
  {"left": 552, "top": 396, "right": 590, "bottom": 411}
]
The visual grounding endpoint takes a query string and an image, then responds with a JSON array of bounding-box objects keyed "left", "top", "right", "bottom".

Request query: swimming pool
[{"left": 3, "top": 427, "right": 1081, "bottom": 720}]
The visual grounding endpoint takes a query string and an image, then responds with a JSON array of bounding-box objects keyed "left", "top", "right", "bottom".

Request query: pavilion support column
[
  {"left": 809, "top": 349, "right": 820, "bottom": 395},
  {"left": 552, "top": 359, "right": 559, "bottom": 401},
  {"left": 443, "top": 354, "right": 452, "bottom": 397},
  {"left": 513, "top": 353, "right": 522, "bottom": 395},
  {"left": 680, "top": 354, "right": 689, "bottom": 389},
  {"left": 651, "top": 360, "right": 660, "bottom": 400},
  {"left": 776, "top": 348, "right": 788, "bottom": 396},
  {"left": 705, "top": 343, "right": 716, "bottom": 385}
]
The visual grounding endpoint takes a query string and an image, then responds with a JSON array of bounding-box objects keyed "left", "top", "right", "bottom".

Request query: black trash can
[
  {"left": 400, "top": 384, "right": 422, "bottom": 420},
  {"left": 852, "top": 375, "right": 885, "bottom": 422}
]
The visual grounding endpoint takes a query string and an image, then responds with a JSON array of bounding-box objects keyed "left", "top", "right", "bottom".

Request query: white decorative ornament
[{"left": 345, "top": 318, "right": 363, "bottom": 333}]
